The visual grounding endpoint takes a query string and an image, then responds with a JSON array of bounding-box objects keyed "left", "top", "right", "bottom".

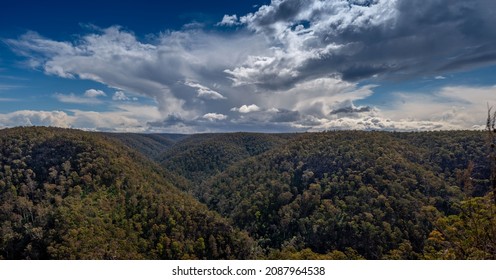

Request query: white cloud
[
  {"left": 230, "top": 104, "right": 261, "bottom": 113},
  {"left": 112, "top": 104, "right": 162, "bottom": 120},
  {"left": 0, "top": 104, "right": 162, "bottom": 132},
  {"left": 217, "top": 14, "right": 240, "bottom": 26},
  {"left": 84, "top": 89, "right": 106, "bottom": 97},
  {"left": 54, "top": 89, "right": 107, "bottom": 104},
  {"left": 202, "top": 113, "right": 228, "bottom": 121},
  {"left": 112, "top": 91, "right": 130, "bottom": 101},
  {"left": 68, "top": 110, "right": 144, "bottom": 131},
  {"left": 54, "top": 93, "right": 103, "bottom": 104},
  {"left": 383, "top": 85, "right": 496, "bottom": 129},
  {"left": 6, "top": 27, "right": 269, "bottom": 121},
  {"left": 185, "top": 81, "right": 227, "bottom": 100},
  {"left": 252, "top": 77, "right": 376, "bottom": 118},
  {"left": 0, "top": 110, "right": 73, "bottom": 128},
  {"left": 308, "top": 116, "right": 461, "bottom": 132}
]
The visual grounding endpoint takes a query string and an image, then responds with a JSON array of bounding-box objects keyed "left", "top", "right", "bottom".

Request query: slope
[
  {"left": 0, "top": 127, "right": 255, "bottom": 260},
  {"left": 157, "top": 132, "right": 296, "bottom": 184},
  {"left": 103, "top": 132, "right": 187, "bottom": 159},
  {"left": 193, "top": 131, "right": 490, "bottom": 259}
]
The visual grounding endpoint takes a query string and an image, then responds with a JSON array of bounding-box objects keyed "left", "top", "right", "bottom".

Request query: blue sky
[{"left": 1, "top": 0, "right": 496, "bottom": 132}]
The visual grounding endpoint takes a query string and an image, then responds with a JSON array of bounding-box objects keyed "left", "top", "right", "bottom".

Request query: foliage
[
  {"left": 0, "top": 127, "right": 255, "bottom": 259},
  {"left": 103, "top": 132, "right": 186, "bottom": 160},
  {"left": 157, "top": 132, "right": 295, "bottom": 184},
  {"left": 424, "top": 195, "right": 496, "bottom": 259},
  {"left": 161, "top": 130, "right": 490, "bottom": 259},
  {"left": 1, "top": 127, "right": 493, "bottom": 259}
]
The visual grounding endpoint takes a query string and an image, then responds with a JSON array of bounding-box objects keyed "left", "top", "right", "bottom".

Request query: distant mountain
[
  {"left": 103, "top": 132, "right": 187, "bottom": 159},
  {"left": 0, "top": 127, "right": 255, "bottom": 259},
  {"left": 157, "top": 132, "right": 297, "bottom": 184}
]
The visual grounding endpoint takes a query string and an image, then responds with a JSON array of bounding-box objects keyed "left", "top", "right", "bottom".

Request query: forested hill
[
  {"left": 0, "top": 127, "right": 255, "bottom": 259},
  {"left": 156, "top": 133, "right": 297, "bottom": 183},
  {"left": 102, "top": 132, "right": 187, "bottom": 160},
  {"left": 156, "top": 130, "right": 495, "bottom": 259},
  {"left": 1, "top": 127, "right": 495, "bottom": 259}
]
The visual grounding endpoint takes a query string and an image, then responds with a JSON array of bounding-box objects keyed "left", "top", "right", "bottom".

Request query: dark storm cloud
[
  {"left": 148, "top": 114, "right": 187, "bottom": 127},
  {"left": 245, "top": 0, "right": 309, "bottom": 29},
  {"left": 146, "top": 108, "right": 305, "bottom": 133},
  {"left": 270, "top": 109, "right": 301, "bottom": 122},
  {"left": 228, "top": 0, "right": 496, "bottom": 90},
  {"left": 330, "top": 105, "right": 372, "bottom": 115}
]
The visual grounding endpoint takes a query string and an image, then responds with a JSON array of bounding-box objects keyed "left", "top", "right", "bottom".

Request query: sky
[{"left": 1, "top": 0, "right": 496, "bottom": 133}]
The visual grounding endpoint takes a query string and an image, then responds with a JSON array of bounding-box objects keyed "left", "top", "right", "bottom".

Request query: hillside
[
  {"left": 0, "top": 127, "right": 255, "bottom": 260},
  {"left": 157, "top": 132, "right": 296, "bottom": 184},
  {"left": 163, "top": 130, "right": 494, "bottom": 259},
  {"left": 1, "top": 127, "right": 495, "bottom": 259},
  {"left": 103, "top": 132, "right": 187, "bottom": 160}
]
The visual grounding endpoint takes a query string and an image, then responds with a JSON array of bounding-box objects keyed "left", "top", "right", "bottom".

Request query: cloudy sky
[{"left": 1, "top": 0, "right": 496, "bottom": 133}]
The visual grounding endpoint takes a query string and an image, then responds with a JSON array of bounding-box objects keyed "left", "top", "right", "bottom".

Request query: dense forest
[
  {"left": 0, "top": 127, "right": 255, "bottom": 259},
  {"left": 1, "top": 127, "right": 495, "bottom": 259}
]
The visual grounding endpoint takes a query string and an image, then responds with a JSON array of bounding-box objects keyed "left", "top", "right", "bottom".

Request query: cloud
[
  {"left": 54, "top": 89, "right": 107, "bottom": 104},
  {"left": 383, "top": 85, "right": 496, "bottom": 129},
  {"left": 230, "top": 106, "right": 302, "bottom": 124},
  {"left": 112, "top": 104, "right": 161, "bottom": 120},
  {"left": 84, "top": 89, "right": 106, "bottom": 97},
  {"left": 146, "top": 114, "right": 225, "bottom": 133},
  {"left": 185, "top": 81, "right": 227, "bottom": 100},
  {"left": 147, "top": 108, "right": 305, "bottom": 133},
  {"left": 217, "top": 14, "right": 241, "bottom": 26},
  {"left": 68, "top": 109, "right": 146, "bottom": 131},
  {"left": 269, "top": 109, "right": 300, "bottom": 123},
  {"left": 0, "top": 110, "right": 72, "bottom": 128},
  {"left": 112, "top": 91, "right": 128, "bottom": 101},
  {"left": 253, "top": 77, "right": 376, "bottom": 118},
  {"left": 329, "top": 100, "right": 373, "bottom": 115},
  {"left": 7, "top": 28, "right": 188, "bottom": 117},
  {"left": 0, "top": 105, "right": 162, "bottom": 132},
  {"left": 1, "top": 85, "right": 492, "bottom": 132},
  {"left": 202, "top": 113, "right": 228, "bottom": 121},
  {"left": 112, "top": 91, "right": 138, "bottom": 101},
  {"left": 6, "top": 26, "right": 271, "bottom": 121},
  {"left": 147, "top": 114, "right": 187, "bottom": 127},
  {"left": 224, "top": 0, "right": 496, "bottom": 90},
  {"left": 230, "top": 104, "right": 261, "bottom": 113},
  {"left": 5, "top": 1, "right": 496, "bottom": 133},
  {"left": 0, "top": 84, "right": 22, "bottom": 91},
  {"left": 54, "top": 93, "right": 104, "bottom": 104},
  {"left": 308, "top": 116, "right": 460, "bottom": 132}
]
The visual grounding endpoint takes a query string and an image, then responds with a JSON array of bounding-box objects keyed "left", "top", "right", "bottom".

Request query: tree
[
  {"left": 423, "top": 108, "right": 496, "bottom": 259},
  {"left": 424, "top": 196, "right": 496, "bottom": 259},
  {"left": 486, "top": 106, "right": 496, "bottom": 205}
]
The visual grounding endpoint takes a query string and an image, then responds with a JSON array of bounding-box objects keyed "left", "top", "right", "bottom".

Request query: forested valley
[{"left": 1, "top": 127, "right": 495, "bottom": 259}]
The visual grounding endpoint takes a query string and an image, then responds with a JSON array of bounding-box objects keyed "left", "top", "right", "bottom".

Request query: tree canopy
[{"left": 1, "top": 127, "right": 494, "bottom": 259}]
